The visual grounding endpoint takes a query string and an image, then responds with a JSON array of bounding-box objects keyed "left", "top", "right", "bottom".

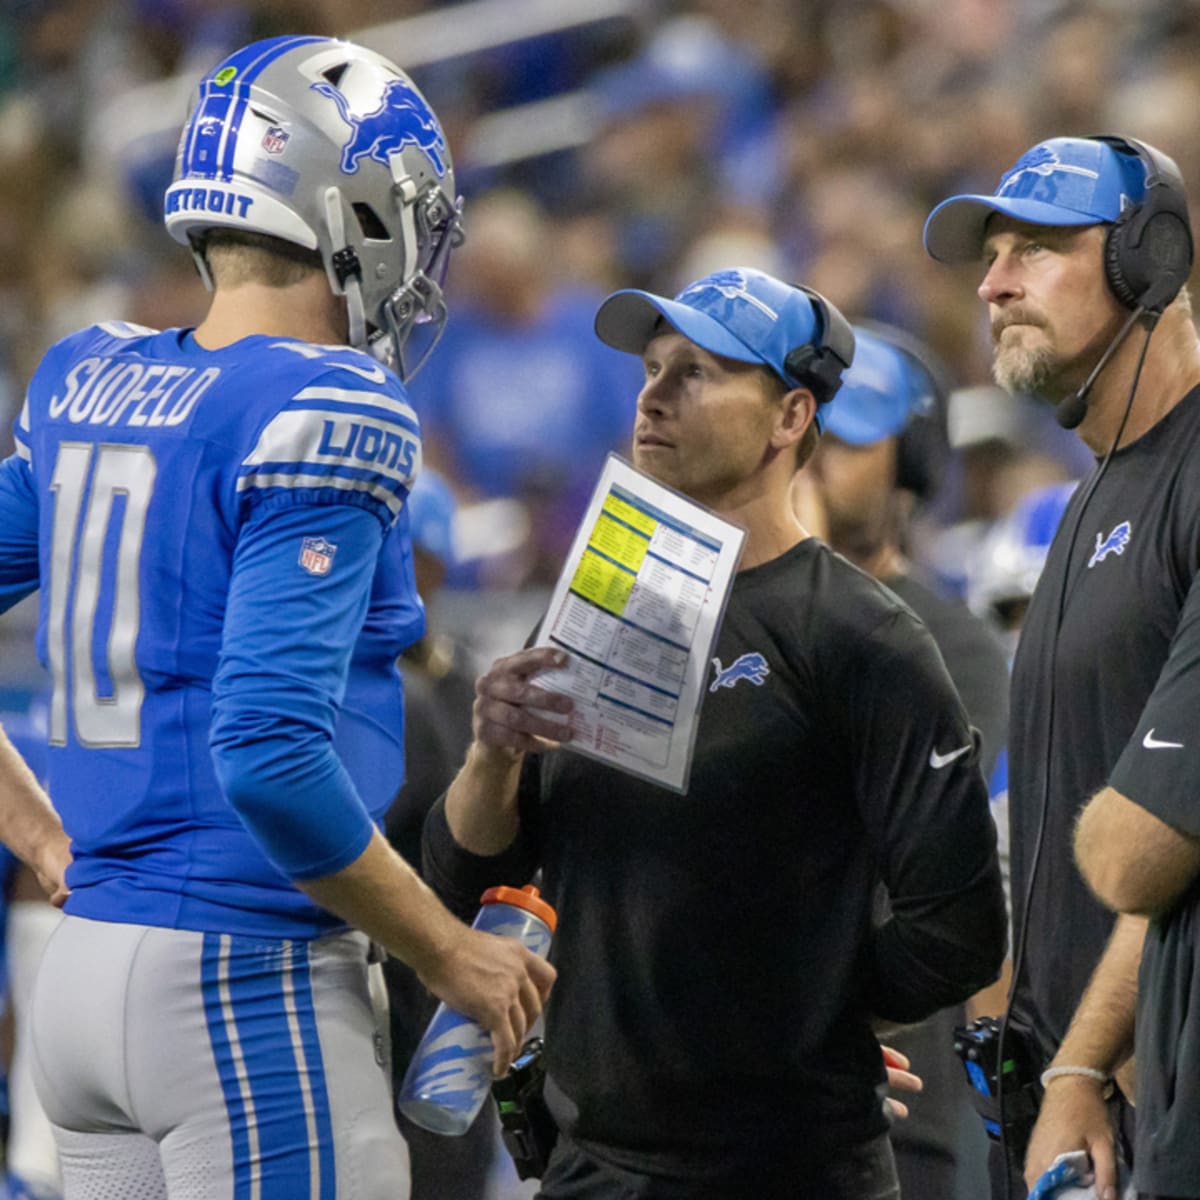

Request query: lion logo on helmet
[{"left": 312, "top": 78, "right": 448, "bottom": 177}]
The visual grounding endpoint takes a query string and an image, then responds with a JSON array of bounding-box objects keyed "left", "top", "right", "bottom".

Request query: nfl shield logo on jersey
[
  {"left": 299, "top": 536, "right": 337, "bottom": 576},
  {"left": 262, "top": 125, "right": 290, "bottom": 154}
]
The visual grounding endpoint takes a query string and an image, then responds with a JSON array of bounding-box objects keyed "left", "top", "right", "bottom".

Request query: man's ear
[{"left": 772, "top": 386, "right": 818, "bottom": 450}]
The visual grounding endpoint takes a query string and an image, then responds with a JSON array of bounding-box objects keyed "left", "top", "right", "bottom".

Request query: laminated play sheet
[{"left": 533, "top": 454, "right": 745, "bottom": 792}]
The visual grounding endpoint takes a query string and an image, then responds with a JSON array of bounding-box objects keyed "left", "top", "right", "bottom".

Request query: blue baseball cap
[
  {"left": 595, "top": 267, "right": 835, "bottom": 430},
  {"left": 821, "top": 327, "right": 935, "bottom": 445},
  {"left": 924, "top": 137, "right": 1148, "bottom": 263}
]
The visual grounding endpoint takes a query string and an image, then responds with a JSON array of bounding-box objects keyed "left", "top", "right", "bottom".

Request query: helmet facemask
[{"left": 371, "top": 186, "right": 464, "bottom": 380}]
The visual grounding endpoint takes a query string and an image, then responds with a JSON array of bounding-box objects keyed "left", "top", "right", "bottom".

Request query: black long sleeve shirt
[{"left": 425, "top": 539, "right": 1006, "bottom": 1179}]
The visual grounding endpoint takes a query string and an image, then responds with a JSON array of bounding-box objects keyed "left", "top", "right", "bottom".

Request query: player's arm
[
  {"left": 209, "top": 501, "right": 553, "bottom": 1071},
  {"left": 0, "top": 723, "right": 70, "bottom": 904},
  {"left": 0, "top": 451, "right": 41, "bottom": 610},
  {"left": 301, "top": 828, "right": 554, "bottom": 1073},
  {"left": 849, "top": 611, "right": 1008, "bottom": 1024}
]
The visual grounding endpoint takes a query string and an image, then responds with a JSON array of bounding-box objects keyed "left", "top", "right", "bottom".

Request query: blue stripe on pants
[
  {"left": 290, "top": 942, "right": 336, "bottom": 1198},
  {"left": 202, "top": 933, "right": 254, "bottom": 1200},
  {"left": 202, "top": 934, "right": 335, "bottom": 1198}
]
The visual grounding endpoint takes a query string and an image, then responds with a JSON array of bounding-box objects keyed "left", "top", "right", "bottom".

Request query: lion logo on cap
[
  {"left": 997, "top": 145, "right": 1098, "bottom": 197},
  {"left": 679, "top": 270, "right": 778, "bottom": 319}
]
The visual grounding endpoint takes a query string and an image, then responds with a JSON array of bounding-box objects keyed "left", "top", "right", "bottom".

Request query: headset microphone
[{"left": 1055, "top": 305, "right": 1149, "bottom": 429}]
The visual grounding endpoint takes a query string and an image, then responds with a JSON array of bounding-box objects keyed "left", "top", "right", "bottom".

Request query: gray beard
[{"left": 991, "top": 339, "right": 1057, "bottom": 395}]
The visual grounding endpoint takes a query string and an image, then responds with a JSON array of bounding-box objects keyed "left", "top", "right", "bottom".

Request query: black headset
[
  {"left": 851, "top": 319, "right": 952, "bottom": 502},
  {"left": 1094, "top": 133, "right": 1194, "bottom": 315},
  {"left": 783, "top": 286, "right": 856, "bottom": 405}
]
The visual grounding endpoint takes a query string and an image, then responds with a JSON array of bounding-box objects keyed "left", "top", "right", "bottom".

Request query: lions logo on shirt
[
  {"left": 1087, "top": 521, "right": 1131, "bottom": 569},
  {"left": 710, "top": 652, "right": 770, "bottom": 692}
]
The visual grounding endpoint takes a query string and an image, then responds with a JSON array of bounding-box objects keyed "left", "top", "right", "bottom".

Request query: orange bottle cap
[{"left": 480, "top": 884, "right": 557, "bottom": 932}]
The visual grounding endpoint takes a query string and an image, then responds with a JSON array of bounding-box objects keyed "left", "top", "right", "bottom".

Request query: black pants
[{"left": 535, "top": 1132, "right": 901, "bottom": 1200}]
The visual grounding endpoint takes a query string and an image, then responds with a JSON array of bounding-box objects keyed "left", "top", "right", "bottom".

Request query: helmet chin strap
[
  {"left": 323, "top": 187, "right": 366, "bottom": 348},
  {"left": 390, "top": 161, "right": 420, "bottom": 262},
  {"left": 187, "top": 235, "right": 216, "bottom": 293}
]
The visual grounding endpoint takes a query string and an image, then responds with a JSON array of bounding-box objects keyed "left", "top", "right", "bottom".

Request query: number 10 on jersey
[{"left": 48, "top": 442, "right": 156, "bottom": 748}]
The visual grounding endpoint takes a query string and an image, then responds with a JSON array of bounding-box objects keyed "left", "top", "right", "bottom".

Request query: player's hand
[
  {"left": 419, "top": 923, "right": 557, "bottom": 1077},
  {"left": 1024, "top": 1075, "right": 1115, "bottom": 1197},
  {"left": 472, "top": 647, "right": 574, "bottom": 760},
  {"left": 34, "top": 832, "right": 72, "bottom": 908},
  {"left": 881, "top": 1045, "right": 923, "bottom": 1119}
]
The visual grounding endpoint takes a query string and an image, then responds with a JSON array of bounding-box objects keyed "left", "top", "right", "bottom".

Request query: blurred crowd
[{"left": 0, "top": 0, "right": 1198, "bottom": 677}]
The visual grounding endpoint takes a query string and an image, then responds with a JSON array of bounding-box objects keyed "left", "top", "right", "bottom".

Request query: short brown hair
[{"left": 201, "top": 229, "right": 324, "bottom": 289}]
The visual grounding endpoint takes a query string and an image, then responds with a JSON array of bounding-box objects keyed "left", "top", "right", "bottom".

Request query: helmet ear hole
[{"left": 354, "top": 203, "right": 389, "bottom": 241}]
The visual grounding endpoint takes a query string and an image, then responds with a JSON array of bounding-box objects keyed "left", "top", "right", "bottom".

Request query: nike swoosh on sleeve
[
  {"left": 1143, "top": 729, "right": 1185, "bottom": 750},
  {"left": 929, "top": 744, "right": 972, "bottom": 769}
]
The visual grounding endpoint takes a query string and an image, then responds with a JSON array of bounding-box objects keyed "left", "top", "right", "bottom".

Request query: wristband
[{"left": 1039, "top": 1065, "right": 1108, "bottom": 1088}]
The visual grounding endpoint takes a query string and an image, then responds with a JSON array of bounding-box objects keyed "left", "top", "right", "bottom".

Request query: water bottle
[{"left": 397, "top": 884, "right": 557, "bottom": 1135}]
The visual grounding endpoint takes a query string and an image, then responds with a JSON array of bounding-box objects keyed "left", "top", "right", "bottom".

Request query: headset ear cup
[
  {"left": 784, "top": 345, "right": 815, "bottom": 383},
  {"left": 895, "top": 394, "right": 950, "bottom": 501},
  {"left": 1140, "top": 212, "right": 1194, "bottom": 310},
  {"left": 1104, "top": 215, "right": 1141, "bottom": 309}
]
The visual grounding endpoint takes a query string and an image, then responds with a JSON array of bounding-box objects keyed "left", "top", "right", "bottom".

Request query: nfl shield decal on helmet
[
  {"left": 299, "top": 536, "right": 337, "bottom": 576},
  {"left": 262, "top": 125, "right": 290, "bottom": 154}
]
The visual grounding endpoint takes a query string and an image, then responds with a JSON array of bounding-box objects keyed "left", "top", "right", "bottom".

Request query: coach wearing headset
[
  {"left": 926, "top": 136, "right": 1200, "bottom": 1200},
  {"left": 422, "top": 268, "right": 1006, "bottom": 1199}
]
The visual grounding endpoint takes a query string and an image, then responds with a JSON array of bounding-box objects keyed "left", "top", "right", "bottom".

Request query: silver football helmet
[{"left": 164, "top": 35, "right": 463, "bottom": 380}]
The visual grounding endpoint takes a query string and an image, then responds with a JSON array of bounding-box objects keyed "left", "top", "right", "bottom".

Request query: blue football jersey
[{"left": 0, "top": 322, "right": 425, "bottom": 937}]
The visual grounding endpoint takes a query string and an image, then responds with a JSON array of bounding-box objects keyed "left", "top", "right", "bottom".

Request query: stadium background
[{"left": 0, "top": 0, "right": 1191, "bottom": 698}]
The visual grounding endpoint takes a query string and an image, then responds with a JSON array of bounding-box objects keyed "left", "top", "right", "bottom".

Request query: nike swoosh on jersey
[
  {"left": 269, "top": 341, "right": 388, "bottom": 384},
  {"left": 334, "top": 360, "right": 387, "bottom": 384},
  {"left": 1143, "top": 729, "right": 1184, "bottom": 750},
  {"left": 929, "top": 744, "right": 972, "bottom": 769}
]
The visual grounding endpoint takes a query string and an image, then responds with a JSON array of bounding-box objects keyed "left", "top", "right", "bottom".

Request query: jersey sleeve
[
  {"left": 1110, "top": 567, "right": 1200, "bottom": 836},
  {"left": 0, "top": 412, "right": 40, "bottom": 611},
  {"left": 208, "top": 498, "right": 386, "bottom": 880},
  {"left": 236, "top": 364, "right": 422, "bottom": 530},
  {"left": 839, "top": 608, "right": 1008, "bottom": 1023}
]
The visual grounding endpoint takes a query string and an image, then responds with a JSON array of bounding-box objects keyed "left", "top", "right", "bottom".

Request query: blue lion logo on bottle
[{"left": 312, "top": 77, "right": 448, "bottom": 177}]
